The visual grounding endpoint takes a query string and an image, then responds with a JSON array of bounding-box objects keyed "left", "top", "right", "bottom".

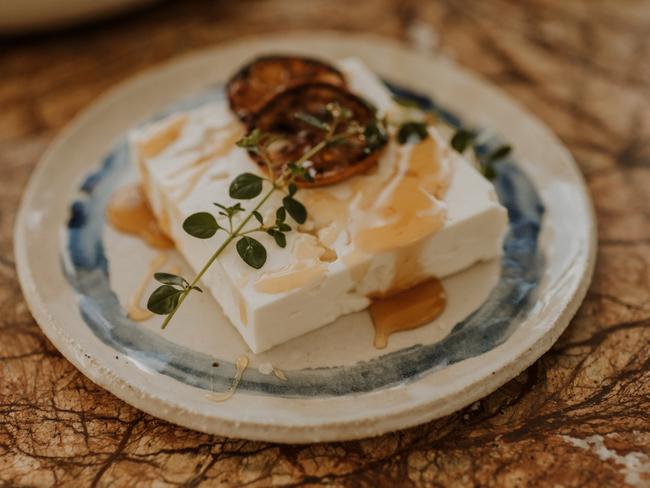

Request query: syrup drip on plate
[
  {"left": 106, "top": 184, "right": 173, "bottom": 249},
  {"left": 370, "top": 278, "right": 447, "bottom": 349},
  {"left": 127, "top": 253, "right": 180, "bottom": 322},
  {"left": 206, "top": 355, "right": 249, "bottom": 403}
]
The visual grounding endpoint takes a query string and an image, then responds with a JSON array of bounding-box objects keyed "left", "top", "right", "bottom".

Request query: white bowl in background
[{"left": 0, "top": 0, "right": 159, "bottom": 33}]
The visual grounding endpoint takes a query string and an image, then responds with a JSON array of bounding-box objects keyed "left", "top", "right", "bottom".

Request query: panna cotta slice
[{"left": 131, "top": 58, "right": 508, "bottom": 353}]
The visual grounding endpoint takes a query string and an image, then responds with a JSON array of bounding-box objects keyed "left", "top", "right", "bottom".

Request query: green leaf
[
  {"left": 236, "top": 236, "right": 267, "bottom": 269},
  {"left": 397, "top": 122, "right": 429, "bottom": 144},
  {"left": 153, "top": 272, "right": 187, "bottom": 287},
  {"left": 277, "top": 222, "right": 291, "bottom": 232},
  {"left": 147, "top": 285, "right": 184, "bottom": 315},
  {"left": 214, "top": 202, "right": 244, "bottom": 218},
  {"left": 183, "top": 212, "right": 220, "bottom": 239},
  {"left": 302, "top": 169, "right": 315, "bottom": 183},
  {"left": 337, "top": 105, "right": 353, "bottom": 120},
  {"left": 229, "top": 173, "right": 263, "bottom": 199},
  {"left": 364, "top": 120, "right": 388, "bottom": 153},
  {"left": 294, "top": 111, "right": 330, "bottom": 131},
  {"left": 273, "top": 231, "right": 287, "bottom": 248},
  {"left": 451, "top": 129, "right": 476, "bottom": 153},
  {"left": 276, "top": 206, "right": 286, "bottom": 223},
  {"left": 252, "top": 210, "right": 264, "bottom": 224},
  {"left": 393, "top": 96, "right": 422, "bottom": 109},
  {"left": 486, "top": 145, "right": 512, "bottom": 163},
  {"left": 282, "top": 196, "right": 307, "bottom": 224},
  {"left": 288, "top": 183, "right": 297, "bottom": 197},
  {"left": 327, "top": 136, "right": 352, "bottom": 147},
  {"left": 481, "top": 164, "right": 497, "bottom": 180},
  {"left": 287, "top": 162, "right": 313, "bottom": 182},
  {"left": 236, "top": 128, "right": 263, "bottom": 149},
  {"left": 287, "top": 164, "right": 315, "bottom": 183},
  {"left": 192, "top": 286, "right": 203, "bottom": 293}
]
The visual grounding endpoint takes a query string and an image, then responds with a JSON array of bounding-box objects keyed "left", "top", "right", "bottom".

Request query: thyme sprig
[
  {"left": 147, "top": 103, "right": 378, "bottom": 329},
  {"left": 393, "top": 95, "right": 512, "bottom": 179},
  {"left": 451, "top": 128, "right": 511, "bottom": 179}
]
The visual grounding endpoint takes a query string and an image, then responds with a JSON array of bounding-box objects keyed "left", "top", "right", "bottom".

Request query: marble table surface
[{"left": 1, "top": 0, "right": 649, "bottom": 486}]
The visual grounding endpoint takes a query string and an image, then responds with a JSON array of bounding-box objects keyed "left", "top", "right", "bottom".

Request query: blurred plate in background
[{"left": 0, "top": 0, "right": 158, "bottom": 33}]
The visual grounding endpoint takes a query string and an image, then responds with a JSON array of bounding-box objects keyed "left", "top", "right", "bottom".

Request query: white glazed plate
[{"left": 15, "top": 32, "right": 596, "bottom": 443}]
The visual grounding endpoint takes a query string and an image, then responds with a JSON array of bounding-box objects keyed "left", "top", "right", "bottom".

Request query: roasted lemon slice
[
  {"left": 249, "top": 83, "right": 387, "bottom": 187},
  {"left": 227, "top": 55, "right": 346, "bottom": 123}
]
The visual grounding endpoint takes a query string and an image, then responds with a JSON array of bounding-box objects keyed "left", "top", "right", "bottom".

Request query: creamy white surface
[{"left": 132, "top": 58, "right": 508, "bottom": 353}]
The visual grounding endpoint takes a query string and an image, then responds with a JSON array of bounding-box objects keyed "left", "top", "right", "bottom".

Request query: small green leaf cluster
[
  {"left": 261, "top": 206, "right": 290, "bottom": 248},
  {"left": 450, "top": 127, "right": 511, "bottom": 180},
  {"left": 147, "top": 273, "right": 202, "bottom": 316},
  {"left": 451, "top": 128, "right": 476, "bottom": 153},
  {"left": 391, "top": 94, "right": 513, "bottom": 181},
  {"left": 286, "top": 162, "right": 315, "bottom": 183},
  {"left": 392, "top": 96, "right": 432, "bottom": 146},
  {"left": 397, "top": 121, "right": 429, "bottom": 144},
  {"left": 235, "top": 128, "right": 266, "bottom": 152},
  {"left": 364, "top": 120, "right": 389, "bottom": 153},
  {"left": 181, "top": 170, "right": 297, "bottom": 270}
]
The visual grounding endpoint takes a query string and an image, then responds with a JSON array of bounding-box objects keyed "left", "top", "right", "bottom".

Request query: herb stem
[
  {"left": 278, "top": 139, "right": 328, "bottom": 187},
  {"left": 301, "top": 139, "right": 328, "bottom": 164},
  {"left": 160, "top": 184, "right": 277, "bottom": 329},
  {"left": 238, "top": 227, "right": 265, "bottom": 236},
  {"left": 155, "top": 105, "right": 366, "bottom": 329}
]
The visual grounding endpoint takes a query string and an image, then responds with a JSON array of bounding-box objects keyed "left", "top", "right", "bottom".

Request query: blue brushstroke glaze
[
  {"left": 62, "top": 83, "right": 545, "bottom": 397},
  {"left": 384, "top": 80, "right": 462, "bottom": 128}
]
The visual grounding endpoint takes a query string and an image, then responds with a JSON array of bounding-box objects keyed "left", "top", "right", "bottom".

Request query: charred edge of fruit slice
[
  {"left": 248, "top": 83, "right": 387, "bottom": 187},
  {"left": 226, "top": 55, "right": 346, "bottom": 123}
]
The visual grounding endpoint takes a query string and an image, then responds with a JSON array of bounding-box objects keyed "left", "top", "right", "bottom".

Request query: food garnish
[
  {"left": 226, "top": 55, "right": 346, "bottom": 123},
  {"left": 249, "top": 83, "right": 387, "bottom": 186},
  {"left": 147, "top": 102, "right": 385, "bottom": 329},
  {"left": 144, "top": 54, "right": 509, "bottom": 336}
]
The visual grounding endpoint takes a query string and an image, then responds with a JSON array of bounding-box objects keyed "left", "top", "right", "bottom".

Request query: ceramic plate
[{"left": 15, "top": 32, "right": 595, "bottom": 443}]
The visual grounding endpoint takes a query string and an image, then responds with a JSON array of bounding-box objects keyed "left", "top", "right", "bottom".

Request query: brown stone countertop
[{"left": 1, "top": 0, "right": 649, "bottom": 486}]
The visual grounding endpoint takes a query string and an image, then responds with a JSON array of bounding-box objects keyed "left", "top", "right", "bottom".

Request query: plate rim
[{"left": 14, "top": 30, "right": 597, "bottom": 443}]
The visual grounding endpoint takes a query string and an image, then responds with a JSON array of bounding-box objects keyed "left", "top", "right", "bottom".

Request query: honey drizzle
[
  {"left": 253, "top": 262, "right": 326, "bottom": 294},
  {"left": 126, "top": 253, "right": 181, "bottom": 322},
  {"left": 137, "top": 114, "right": 187, "bottom": 159},
  {"left": 354, "top": 137, "right": 450, "bottom": 347},
  {"left": 167, "top": 126, "right": 243, "bottom": 178},
  {"left": 238, "top": 294, "right": 248, "bottom": 326},
  {"left": 370, "top": 278, "right": 447, "bottom": 349},
  {"left": 127, "top": 253, "right": 166, "bottom": 321},
  {"left": 206, "top": 355, "right": 249, "bottom": 403},
  {"left": 355, "top": 136, "right": 446, "bottom": 254},
  {"left": 168, "top": 126, "right": 244, "bottom": 202},
  {"left": 272, "top": 368, "right": 288, "bottom": 381},
  {"left": 106, "top": 184, "right": 173, "bottom": 249}
]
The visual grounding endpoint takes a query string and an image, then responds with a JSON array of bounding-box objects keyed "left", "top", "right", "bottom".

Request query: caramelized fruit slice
[
  {"left": 249, "top": 83, "right": 386, "bottom": 187},
  {"left": 227, "top": 55, "right": 346, "bottom": 123}
]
